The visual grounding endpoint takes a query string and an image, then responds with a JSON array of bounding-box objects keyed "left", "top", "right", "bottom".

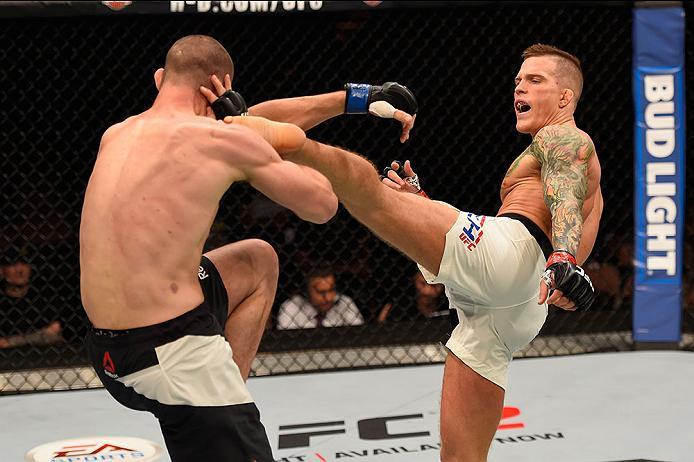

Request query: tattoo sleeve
[{"left": 529, "top": 126, "right": 593, "bottom": 255}]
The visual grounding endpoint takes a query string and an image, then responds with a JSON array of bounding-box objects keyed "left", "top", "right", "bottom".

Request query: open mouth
[{"left": 515, "top": 101, "right": 531, "bottom": 114}]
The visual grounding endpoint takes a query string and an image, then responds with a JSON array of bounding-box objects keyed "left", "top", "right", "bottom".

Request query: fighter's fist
[
  {"left": 538, "top": 250, "right": 596, "bottom": 311},
  {"left": 212, "top": 90, "right": 248, "bottom": 119},
  {"left": 344, "top": 82, "right": 417, "bottom": 143},
  {"left": 200, "top": 74, "right": 248, "bottom": 119}
]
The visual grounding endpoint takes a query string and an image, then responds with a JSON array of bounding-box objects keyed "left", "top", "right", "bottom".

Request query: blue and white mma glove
[
  {"left": 344, "top": 82, "right": 418, "bottom": 118},
  {"left": 211, "top": 89, "right": 248, "bottom": 120}
]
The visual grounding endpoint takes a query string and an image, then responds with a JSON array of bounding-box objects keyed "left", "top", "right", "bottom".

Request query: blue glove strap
[{"left": 345, "top": 83, "right": 371, "bottom": 114}]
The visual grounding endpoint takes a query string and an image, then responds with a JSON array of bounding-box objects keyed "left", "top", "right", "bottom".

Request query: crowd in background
[{"left": 2, "top": 211, "right": 693, "bottom": 352}]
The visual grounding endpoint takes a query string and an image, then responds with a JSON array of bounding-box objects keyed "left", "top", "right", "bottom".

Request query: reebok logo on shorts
[
  {"left": 198, "top": 266, "right": 209, "bottom": 280},
  {"left": 458, "top": 213, "right": 486, "bottom": 251},
  {"left": 103, "top": 351, "right": 118, "bottom": 379}
]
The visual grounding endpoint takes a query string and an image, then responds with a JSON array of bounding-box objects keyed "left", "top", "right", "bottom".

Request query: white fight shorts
[{"left": 419, "top": 209, "right": 549, "bottom": 389}]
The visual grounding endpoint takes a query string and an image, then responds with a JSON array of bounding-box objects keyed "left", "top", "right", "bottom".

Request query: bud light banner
[{"left": 632, "top": 6, "right": 685, "bottom": 342}]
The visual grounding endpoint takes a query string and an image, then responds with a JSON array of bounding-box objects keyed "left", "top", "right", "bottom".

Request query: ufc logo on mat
[
  {"left": 278, "top": 414, "right": 429, "bottom": 449},
  {"left": 278, "top": 408, "right": 524, "bottom": 449}
]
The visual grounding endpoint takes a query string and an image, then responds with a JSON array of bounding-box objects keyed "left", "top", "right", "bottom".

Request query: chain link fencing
[{"left": 1, "top": 2, "right": 688, "bottom": 394}]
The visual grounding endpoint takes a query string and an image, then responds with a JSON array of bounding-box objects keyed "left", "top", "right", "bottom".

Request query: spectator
[
  {"left": 377, "top": 270, "right": 450, "bottom": 322},
  {"left": 615, "top": 239, "right": 634, "bottom": 307},
  {"left": 277, "top": 265, "right": 363, "bottom": 329},
  {"left": 410, "top": 271, "right": 449, "bottom": 320},
  {"left": 0, "top": 259, "right": 64, "bottom": 349},
  {"left": 3, "top": 260, "right": 32, "bottom": 299}
]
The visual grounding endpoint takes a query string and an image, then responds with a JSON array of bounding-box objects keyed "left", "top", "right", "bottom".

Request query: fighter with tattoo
[{"left": 228, "top": 43, "right": 602, "bottom": 461}]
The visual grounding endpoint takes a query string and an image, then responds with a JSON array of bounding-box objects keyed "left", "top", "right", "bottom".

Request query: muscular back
[
  {"left": 80, "top": 114, "right": 240, "bottom": 329},
  {"left": 81, "top": 109, "right": 336, "bottom": 330},
  {"left": 498, "top": 125, "right": 603, "bottom": 264}
]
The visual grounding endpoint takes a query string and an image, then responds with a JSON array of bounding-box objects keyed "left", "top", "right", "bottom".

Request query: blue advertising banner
[{"left": 632, "top": 6, "right": 685, "bottom": 342}]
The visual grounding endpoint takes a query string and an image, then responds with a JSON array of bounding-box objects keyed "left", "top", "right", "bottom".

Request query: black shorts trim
[
  {"left": 498, "top": 212, "right": 553, "bottom": 259},
  {"left": 199, "top": 255, "right": 230, "bottom": 328}
]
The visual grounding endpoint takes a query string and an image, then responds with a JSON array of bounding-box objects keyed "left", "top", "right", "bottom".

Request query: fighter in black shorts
[{"left": 80, "top": 34, "right": 416, "bottom": 461}]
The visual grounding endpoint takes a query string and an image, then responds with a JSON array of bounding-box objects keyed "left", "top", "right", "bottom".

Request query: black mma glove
[
  {"left": 344, "top": 82, "right": 418, "bottom": 118},
  {"left": 542, "top": 250, "right": 596, "bottom": 311},
  {"left": 381, "top": 160, "right": 429, "bottom": 198},
  {"left": 211, "top": 89, "right": 248, "bottom": 120}
]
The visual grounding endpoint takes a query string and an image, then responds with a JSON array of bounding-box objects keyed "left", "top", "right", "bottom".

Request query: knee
[{"left": 245, "top": 239, "right": 279, "bottom": 280}]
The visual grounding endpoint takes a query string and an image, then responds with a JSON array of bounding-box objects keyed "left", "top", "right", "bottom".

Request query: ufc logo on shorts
[
  {"left": 459, "top": 213, "right": 486, "bottom": 251},
  {"left": 198, "top": 266, "right": 209, "bottom": 280}
]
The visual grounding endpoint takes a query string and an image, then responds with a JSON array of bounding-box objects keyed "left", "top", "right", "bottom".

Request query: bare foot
[{"left": 223, "top": 116, "right": 306, "bottom": 155}]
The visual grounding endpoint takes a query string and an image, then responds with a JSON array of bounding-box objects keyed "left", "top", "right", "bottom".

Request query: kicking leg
[
  {"left": 223, "top": 117, "right": 458, "bottom": 274},
  {"left": 289, "top": 140, "right": 459, "bottom": 275}
]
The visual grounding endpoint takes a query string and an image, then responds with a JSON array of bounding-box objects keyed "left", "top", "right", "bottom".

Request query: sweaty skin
[
  {"left": 223, "top": 53, "right": 603, "bottom": 462},
  {"left": 80, "top": 110, "right": 334, "bottom": 330},
  {"left": 497, "top": 54, "right": 603, "bottom": 266},
  {"left": 386, "top": 122, "right": 603, "bottom": 266},
  {"left": 498, "top": 124, "right": 603, "bottom": 265},
  {"left": 227, "top": 51, "right": 602, "bottom": 462}
]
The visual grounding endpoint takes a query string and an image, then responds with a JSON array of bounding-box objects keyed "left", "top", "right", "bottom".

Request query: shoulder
[
  {"left": 100, "top": 118, "right": 131, "bottom": 144},
  {"left": 208, "top": 119, "right": 278, "bottom": 164},
  {"left": 166, "top": 116, "right": 254, "bottom": 142},
  {"left": 174, "top": 117, "right": 249, "bottom": 142},
  {"left": 180, "top": 118, "right": 277, "bottom": 169},
  {"left": 531, "top": 125, "right": 595, "bottom": 164},
  {"left": 534, "top": 125, "right": 588, "bottom": 150},
  {"left": 102, "top": 112, "right": 149, "bottom": 137}
]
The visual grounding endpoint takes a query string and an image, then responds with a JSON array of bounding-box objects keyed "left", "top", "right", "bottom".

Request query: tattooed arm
[{"left": 529, "top": 125, "right": 593, "bottom": 255}]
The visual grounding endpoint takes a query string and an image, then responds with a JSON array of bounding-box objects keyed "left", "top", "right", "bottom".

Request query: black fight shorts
[{"left": 85, "top": 256, "right": 273, "bottom": 462}]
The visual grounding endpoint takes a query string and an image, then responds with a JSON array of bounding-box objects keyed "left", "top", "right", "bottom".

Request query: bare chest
[{"left": 500, "top": 146, "right": 542, "bottom": 201}]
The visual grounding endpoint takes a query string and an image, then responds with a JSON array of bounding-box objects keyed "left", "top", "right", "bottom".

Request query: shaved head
[
  {"left": 162, "top": 35, "right": 234, "bottom": 91},
  {"left": 522, "top": 44, "right": 583, "bottom": 107}
]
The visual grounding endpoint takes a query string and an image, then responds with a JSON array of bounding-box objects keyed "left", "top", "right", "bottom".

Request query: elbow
[
  {"left": 322, "top": 194, "right": 339, "bottom": 222},
  {"left": 308, "top": 193, "right": 338, "bottom": 224},
  {"left": 299, "top": 191, "right": 337, "bottom": 224}
]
